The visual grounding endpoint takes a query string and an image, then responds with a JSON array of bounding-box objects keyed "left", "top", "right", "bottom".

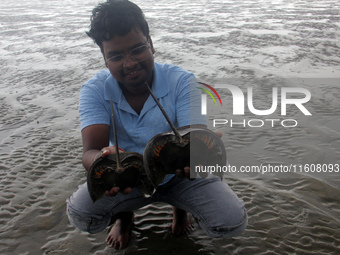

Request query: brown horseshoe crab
[
  {"left": 143, "top": 82, "right": 227, "bottom": 188},
  {"left": 87, "top": 97, "right": 153, "bottom": 203}
]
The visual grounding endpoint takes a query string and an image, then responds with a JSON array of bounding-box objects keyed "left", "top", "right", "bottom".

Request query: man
[{"left": 66, "top": 0, "right": 247, "bottom": 250}]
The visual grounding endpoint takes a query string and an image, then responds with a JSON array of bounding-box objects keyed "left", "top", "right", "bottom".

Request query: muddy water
[{"left": 0, "top": 0, "right": 339, "bottom": 254}]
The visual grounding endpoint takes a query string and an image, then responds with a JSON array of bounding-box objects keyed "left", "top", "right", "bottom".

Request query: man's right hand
[
  {"left": 93, "top": 146, "right": 124, "bottom": 161},
  {"left": 105, "top": 186, "right": 132, "bottom": 197}
]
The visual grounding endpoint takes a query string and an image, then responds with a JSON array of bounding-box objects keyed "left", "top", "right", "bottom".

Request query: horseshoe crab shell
[
  {"left": 142, "top": 82, "right": 227, "bottom": 189},
  {"left": 87, "top": 152, "right": 151, "bottom": 202},
  {"left": 143, "top": 127, "right": 227, "bottom": 187}
]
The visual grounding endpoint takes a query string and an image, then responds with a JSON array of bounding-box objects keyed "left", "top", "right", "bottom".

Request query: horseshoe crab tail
[
  {"left": 110, "top": 96, "right": 123, "bottom": 171},
  {"left": 145, "top": 82, "right": 184, "bottom": 144}
]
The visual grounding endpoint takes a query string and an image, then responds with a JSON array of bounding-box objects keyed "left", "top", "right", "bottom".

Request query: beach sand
[{"left": 0, "top": 0, "right": 339, "bottom": 254}]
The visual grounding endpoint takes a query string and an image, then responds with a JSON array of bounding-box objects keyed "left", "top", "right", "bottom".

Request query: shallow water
[{"left": 0, "top": 0, "right": 339, "bottom": 254}]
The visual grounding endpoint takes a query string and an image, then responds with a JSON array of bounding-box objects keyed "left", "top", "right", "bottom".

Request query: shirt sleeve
[
  {"left": 175, "top": 73, "right": 207, "bottom": 127},
  {"left": 79, "top": 76, "right": 111, "bottom": 131}
]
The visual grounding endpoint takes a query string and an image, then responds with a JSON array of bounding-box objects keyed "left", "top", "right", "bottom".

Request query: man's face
[{"left": 102, "top": 27, "right": 155, "bottom": 89}]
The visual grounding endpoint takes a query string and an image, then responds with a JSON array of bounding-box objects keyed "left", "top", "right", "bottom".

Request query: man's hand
[
  {"left": 215, "top": 131, "right": 222, "bottom": 138},
  {"left": 175, "top": 166, "right": 191, "bottom": 179},
  {"left": 93, "top": 146, "right": 124, "bottom": 161},
  {"left": 95, "top": 146, "right": 133, "bottom": 197},
  {"left": 105, "top": 186, "right": 132, "bottom": 197}
]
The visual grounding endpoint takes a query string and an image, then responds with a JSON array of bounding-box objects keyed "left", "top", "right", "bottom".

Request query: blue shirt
[{"left": 79, "top": 62, "right": 206, "bottom": 184}]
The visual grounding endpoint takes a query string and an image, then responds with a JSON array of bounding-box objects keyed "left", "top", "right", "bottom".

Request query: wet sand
[{"left": 0, "top": 0, "right": 339, "bottom": 254}]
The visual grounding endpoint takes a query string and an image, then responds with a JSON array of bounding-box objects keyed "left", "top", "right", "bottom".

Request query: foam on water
[{"left": 0, "top": 0, "right": 339, "bottom": 254}]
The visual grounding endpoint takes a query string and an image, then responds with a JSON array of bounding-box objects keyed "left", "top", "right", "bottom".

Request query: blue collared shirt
[{"left": 79, "top": 62, "right": 206, "bottom": 155}]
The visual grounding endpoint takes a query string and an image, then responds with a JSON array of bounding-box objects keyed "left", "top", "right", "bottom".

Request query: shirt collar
[
  {"left": 103, "top": 63, "right": 169, "bottom": 114},
  {"left": 104, "top": 74, "right": 121, "bottom": 103},
  {"left": 150, "top": 62, "right": 169, "bottom": 99}
]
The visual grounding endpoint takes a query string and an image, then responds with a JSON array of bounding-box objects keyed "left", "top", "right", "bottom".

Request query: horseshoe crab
[
  {"left": 87, "top": 98, "right": 153, "bottom": 203},
  {"left": 143, "top": 82, "right": 227, "bottom": 188}
]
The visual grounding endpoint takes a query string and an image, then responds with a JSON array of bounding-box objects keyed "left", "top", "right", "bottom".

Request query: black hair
[{"left": 86, "top": 0, "right": 150, "bottom": 52}]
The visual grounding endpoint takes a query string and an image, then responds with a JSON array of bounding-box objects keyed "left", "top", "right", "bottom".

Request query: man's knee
[
  {"left": 66, "top": 198, "right": 110, "bottom": 234},
  {"left": 201, "top": 208, "right": 248, "bottom": 238}
]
